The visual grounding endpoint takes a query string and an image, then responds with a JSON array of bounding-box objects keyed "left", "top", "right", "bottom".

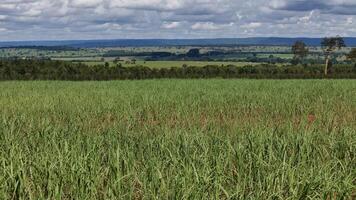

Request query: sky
[{"left": 0, "top": 0, "right": 356, "bottom": 41}]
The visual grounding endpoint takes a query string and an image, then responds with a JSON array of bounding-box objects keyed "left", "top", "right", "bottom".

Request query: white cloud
[
  {"left": 269, "top": 0, "right": 286, "bottom": 9},
  {"left": 71, "top": 0, "right": 103, "bottom": 8},
  {"left": 109, "top": 0, "right": 183, "bottom": 11},
  {"left": 191, "top": 22, "right": 234, "bottom": 30},
  {"left": 347, "top": 17, "right": 353, "bottom": 24},
  {"left": 191, "top": 22, "right": 219, "bottom": 30},
  {"left": 0, "top": 0, "right": 355, "bottom": 40},
  {"left": 0, "top": 4, "right": 17, "bottom": 11},
  {"left": 162, "top": 22, "right": 181, "bottom": 29},
  {"left": 241, "top": 22, "right": 262, "bottom": 29},
  {"left": 0, "top": 15, "right": 8, "bottom": 20}
]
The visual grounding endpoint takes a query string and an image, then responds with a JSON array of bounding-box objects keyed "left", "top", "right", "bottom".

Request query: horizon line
[{"left": 2, "top": 36, "right": 356, "bottom": 43}]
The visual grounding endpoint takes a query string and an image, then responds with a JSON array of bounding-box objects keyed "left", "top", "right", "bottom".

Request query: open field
[
  {"left": 77, "top": 60, "right": 262, "bottom": 68},
  {"left": 1, "top": 46, "right": 352, "bottom": 69},
  {"left": 0, "top": 80, "right": 355, "bottom": 199},
  {"left": 0, "top": 46, "right": 294, "bottom": 58},
  {"left": 257, "top": 53, "right": 294, "bottom": 59},
  {"left": 0, "top": 46, "right": 332, "bottom": 61}
]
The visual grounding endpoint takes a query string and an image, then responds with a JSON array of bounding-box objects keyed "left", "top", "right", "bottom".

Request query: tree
[
  {"left": 186, "top": 49, "right": 200, "bottom": 57},
  {"left": 292, "top": 41, "right": 309, "bottom": 64},
  {"left": 347, "top": 48, "right": 356, "bottom": 62},
  {"left": 113, "top": 57, "right": 121, "bottom": 64},
  {"left": 321, "top": 36, "right": 346, "bottom": 75}
]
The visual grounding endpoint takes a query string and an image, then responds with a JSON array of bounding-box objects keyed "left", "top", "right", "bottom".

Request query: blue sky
[{"left": 0, "top": 0, "right": 355, "bottom": 41}]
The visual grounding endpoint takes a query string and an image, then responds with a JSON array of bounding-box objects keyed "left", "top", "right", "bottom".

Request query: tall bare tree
[
  {"left": 321, "top": 36, "right": 346, "bottom": 75},
  {"left": 292, "top": 41, "right": 309, "bottom": 64}
]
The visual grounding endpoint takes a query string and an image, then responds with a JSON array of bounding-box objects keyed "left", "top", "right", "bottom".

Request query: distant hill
[{"left": 1, "top": 37, "right": 356, "bottom": 48}]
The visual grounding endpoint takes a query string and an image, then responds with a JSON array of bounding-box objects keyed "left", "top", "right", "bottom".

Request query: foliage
[
  {"left": 321, "top": 36, "right": 346, "bottom": 54},
  {"left": 0, "top": 46, "right": 79, "bottom": 51},
  {"left": 347, "top": 48, "right": 356, "bottom": 62},
  {"left": 291, "top": 41, "right": 309, "bottom": 64},
  {"left": 0, "top": 80, "right": 355, "bottom": 199},
  {"left": 1, "top": 59, "right": 356, "bottom": 80},
  {"left": 321, "top": 36, "right": 346, "bottom": 75},
  {"left": 186, "top": 48, "right": 201, "bottom": 57}
]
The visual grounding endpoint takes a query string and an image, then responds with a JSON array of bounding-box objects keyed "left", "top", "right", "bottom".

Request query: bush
[{"left": 0, "top": 59, "right": 356, "bottom": 80}]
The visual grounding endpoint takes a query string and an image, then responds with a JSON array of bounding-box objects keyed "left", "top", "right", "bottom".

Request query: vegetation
[
  {"left": 292, "top": 41, "right": 309, "bottom": 64},
  {"left": 1, "top": 59, "right": 356, "bottom": 80},
  {"left": 0, "top": 80, "right": 355, "bottom": 199},
  {"left": 0, "top": 46, "right": 79, "bottom": 51},
  {"left": 0, "top": 37, "right": 355, "bottom": 199},
  {"left": 321, "top": 36, "right": 346, "bottom": 75},
  {"left": 1, "top": 31, "right": 356, "bottom": 200},
  {"left": 0, "top": 45, "right": 341, "bottom": 64},
  {"left": 347, "top": 48, "right": 356, "bottom": 62},
  {"left": 79, "top": 60, "right": 261, "bottom": 68}
]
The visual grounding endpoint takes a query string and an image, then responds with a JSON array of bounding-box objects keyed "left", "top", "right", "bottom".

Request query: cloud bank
[{"left": 0, "top": 0, "right": 355, "bottom": 40}]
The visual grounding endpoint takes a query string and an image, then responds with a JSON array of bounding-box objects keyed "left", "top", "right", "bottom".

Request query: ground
[
  {"left": 77, "top": 60, "right": 262, "bottom": 68},
  {"left": 0, "top": 80, "right": 355, "bottom": 199}
]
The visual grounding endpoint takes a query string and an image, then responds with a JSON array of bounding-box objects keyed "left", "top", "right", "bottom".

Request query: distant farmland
[{"left": 74, "top": 60, "right": 262, "bottom": 68}]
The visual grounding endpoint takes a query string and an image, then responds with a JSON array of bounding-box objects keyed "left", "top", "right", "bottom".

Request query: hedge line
[{"left": 0, "top": 59, "right": 356, "bottom": 80}]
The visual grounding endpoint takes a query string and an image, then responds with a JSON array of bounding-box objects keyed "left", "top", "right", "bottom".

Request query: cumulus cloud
[
  {"left": 71, "top": 0, "right": 103, "bottom": 8},
  {"left": 191, "top": 22, "right": 219, "bottom": 30},
  {"left": 162, "top": 21, "right": 181, "bottom": 29},
  {"left": 0, "top": 0, "right": 355, "bottom": 40},
  {"left": 270, "top": 0, "right": 356, "bottom": 15},
  {"left": 241, "top": 22, "right": 262, "bottom": 29}
]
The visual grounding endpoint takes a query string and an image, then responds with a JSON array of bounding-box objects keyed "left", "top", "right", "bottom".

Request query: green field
[
  {"left": 0, "top": 80, "right": 355, "bottom": 199},
  {"left": 0, "top": 46, "right": 295, "bottom": 59},
  {"left": 78, "top": 60, "right": 261, "bottom": 68},
  {"left": 257, "top": 53, "right": 294, "bottom": 59}
]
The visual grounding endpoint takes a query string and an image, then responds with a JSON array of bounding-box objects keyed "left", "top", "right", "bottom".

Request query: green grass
[
  {"left": 0, "top": 80, "right": 355, "bottom": 199},
  {"left": 257, "top": 53, "right": 294, "bottom": 59},
  {"left": 0, "top": 49, "right": 101, "bottom": 58},
  {"left": 79, "top": 60, "right": 261, "bottom": 68}
]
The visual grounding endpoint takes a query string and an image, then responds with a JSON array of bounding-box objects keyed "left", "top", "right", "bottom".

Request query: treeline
[
  {"left": 0, "top": 46, "right": 79, "bottom": 51},
  {"left": 104, "top": 51, "right": 174, "bottom": 57},
  {"left": 104, "top": 49, "right": 295, "bottom": 63},
  {"left": 0, "top": 59, "right": 355, "bottom": 80}
]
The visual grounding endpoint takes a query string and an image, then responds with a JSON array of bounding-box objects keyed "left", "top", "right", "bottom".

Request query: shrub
[{"left": 0, "top": 59, "right": 356, "bottom": 80}]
